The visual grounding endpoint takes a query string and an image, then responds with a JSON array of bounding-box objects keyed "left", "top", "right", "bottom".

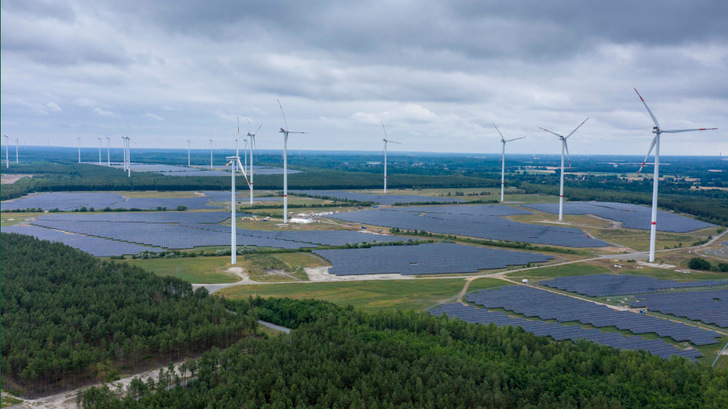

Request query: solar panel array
[
  {"left": 1, "top": 225, "right": 163, "bottom": 256},
  {"left": 631, "top": 290, "right": 728, "bottom": 328},
  {"left": 1, "top": 192, "right": 220, "bottom": 211},
  {"left": 467, "top": 286, "right": 721, "bottom": 346},
  {"left": 292, "top": 190, "right": 464, "bottom": 205},
  {"left": 314, "top": 243, "right": 552, "bottom": 275},
  {"left": 202, "top": 191, "right": 281, "bottom": 202},
  {"left": 429, "top": 303, "right": 702, "bottom": 360},
  {"left": 541, "top": 274, "right": 728, "bottom": 297},
  {"left": 330, "top": 205, "right": 608, "bottom": 247},
  {"left": 35, "top": 211, "right": 231, "bottom": 224},
  {"left": 525, "top": 201, "right": 714, "bottom": 232}
]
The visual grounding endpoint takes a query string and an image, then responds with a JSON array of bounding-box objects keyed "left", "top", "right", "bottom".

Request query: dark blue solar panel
[
  {"left": 466, "top": 286, "right": 721, "bottom": 346},
  {"left": 1, "top": 192, "right": 219, "bottom": 211},
  {"left": 429, "top": 303, "right": 702, "bottom": 361},
  {"left": 314, "top": 243, "right": 552, "bottom": 275},
  {"left": 330, "top": 205, "right": 608, "bottom": 248},
  {"left": 631, "top": 290, "right": 728, "bottom": 328},
  {"left": 292, "top": 190, "right": 464, "bottom": 205},
  {"left": 525, "top": 202, "right": 714, "bottom": 232},
  {"left": 541, "top": 274, "right": 728, "bottom": 296}
]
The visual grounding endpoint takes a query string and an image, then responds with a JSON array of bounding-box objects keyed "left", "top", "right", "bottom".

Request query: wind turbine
[
  {"left": 209, "top": 139, "right": 213, "bottom": 170},
  {"left": 381, "top": 122, "right": 400, "bottom": 194},
  {"left": 77, "top": 137, "right": 81, "bottom": 163},
  {"left": 225, "top": 155, "right": 252, "bottom": 265},
  {"left": 97, "top": 137, "right": 102, "bottom": 165},
  {"left": 278, "top": 99, "right": 305, "bottom": 224},
  {"left": 634, "top": 88, "right": 717, "bottom": 262},
  {"left": 247, "top": 121, "right": 262, "bottom": 205},
  {"left": 493, "top": 124, "right": 525, "bottom": 202},
  {"left": 106, "top": 137, "right": 111, "bottom": 166},
  {"left": 122, "top": 136, "right": 131, "bottom": 177},
  {"left": 186, "top": 139, "right": 191, "bottom": 166},
  {"left": 539, "top": 117, "right": 589, "bottom": 221},
  {"left": 15, "top": 137, "right": 19, "bottom": 164},
  {"left": 3, "top": 135, "right": 9, "bottom": 168}
]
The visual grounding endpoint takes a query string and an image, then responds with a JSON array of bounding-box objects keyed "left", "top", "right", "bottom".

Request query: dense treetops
[
  {"left": 0, "top": 233, "right": 257, "bottom": 396},
  {"left": 80, "top": 297, "right": 728, "bottom": 409}
]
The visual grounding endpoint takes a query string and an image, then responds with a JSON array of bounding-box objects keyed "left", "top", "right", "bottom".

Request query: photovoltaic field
[
  {"left": 524, "top": 201, "right": 715, "bottom": 232},
  {"left": 467, "top": 285, "right": 721, "bottom": 346},
  {"left": 292, "top": 190, "right": 464, "bottom": 205},
  {"left": 106, "top": 163, "right": 301, "bottom": 177},
  {"left": 314, "top": 243, "right": 552, "bottom": 275},
  {"left": 429, "top": 303, "right": 702, "bottom": 360},
  {"left": 1, "top": 192, "right": 218, "bottom": 211},
  {"left": 330, "top": 205, "right": 608, "bottom": 247},
  {"left": 631, "top": 290, "right": 728, "bottom": 328},
  {"left": 540, "top": 274, "right": 728, "bottom": 297}
]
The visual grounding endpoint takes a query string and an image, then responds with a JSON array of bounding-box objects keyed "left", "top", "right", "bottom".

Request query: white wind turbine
[
  {"left": 15, "top": 137, "right": 19, "bottom": 164},
  {"left": 381, "top": 122, "right": 400, "bottom": 194},
  {"left": 122, "top": 136, "right": 131, "bottom": 177},
  {"left": 106, "top": 137, "right": 111, "bottom": 166},
  {"left": 247, "top": 121, "right": 262, "bottom": 205},
  {"left": 209, "top": 139, "right": 214, "bottom": 170},
  {"left": 278, "top": 99, "right": 305, "bottom": 224},
  {"left": 634, "top": 88, "right": 717, "bottom": 262},
  {"left": 186, "top": 139, "right": 191, "bottom": 166},
  {"left": 225, "top": 154, "right": 251, "bottom": 265},
  {"left": 539, "top": 117, "right": 589, "bottom": 221},
  {"left": 97, "top": 137, "right": 102, "bottom": 165},
  {"left": 3, "top": 135, "right": 9, "bottom": 168},
  {"left": 77, "top": 137, "right": 81, "bottom": 163},
  {"left": 493, "top": 123, "right": 525, "bottom": 202}
]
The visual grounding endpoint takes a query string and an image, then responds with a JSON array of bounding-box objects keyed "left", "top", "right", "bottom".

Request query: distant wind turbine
[
  {"left": 15, "top": 137, "right": 19, "bottom": 164},
  {"left": 186, "top": 139, "right": 191, "bottom": 166},
  {"left": 381, "top": 122, "right": 400, "bottom": 194},
  {"left": 634, "top": 88, "right": 717, "bottom": 262},
  {"left": 209, "top": 139, "right": 214, "bottom": 170},
  {"left": 106, "top": 137, "right": 111, "bottom": 166},
  {"left": 278, "top": 99, "right": 305, "bottom": 223},
  {"left": 493, "top": 124, "right": 525, "bottom": 202},
  {"left": 539, "top": 117, "right": 589, "bottom": 221},
  {"left": 247, "top": 121, "right": 262, "bottom": 205},
  {"left": 97, "top": 137, "right": 102, "bottom": 165},
  {"left": 77, "top": 137, "right": 81, "bottom": 163}
]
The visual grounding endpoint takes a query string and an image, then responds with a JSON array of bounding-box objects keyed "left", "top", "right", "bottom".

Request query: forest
[
  {"left": 78, "top": 297, "right": 728, "bottom": 408},
  {"left": 0, "top": 233, "right": 258, "bottom": 396}
]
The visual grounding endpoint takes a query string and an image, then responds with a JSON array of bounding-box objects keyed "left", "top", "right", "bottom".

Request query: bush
[
  {"left": 718, "top": 263, "right": 728, "bottom": 272},
  {"left": 688, "top": 257, "right": 712, "bottom": 271}
]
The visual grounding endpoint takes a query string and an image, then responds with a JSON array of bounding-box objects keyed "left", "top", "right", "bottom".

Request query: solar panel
[
  {"left": 631, "top": 290, "right": 728, "bottom": 328},
  {"left": 466, "top": 286, "right": 721, "bottom": 346},
  {"left": 429, "top": 303, "right": 702, "bottom": 360},
  {"left": 525, "top": 202, "right": 714, "bottom": 232},
  {"left": 541, "top": 274, "right": 728, "bottom": 297},
  {"left": 1, "top": 192, "right": 220, "bottom": 211}
]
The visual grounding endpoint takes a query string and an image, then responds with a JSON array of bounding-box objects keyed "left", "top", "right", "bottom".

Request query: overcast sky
[{"left": 2, "top": 1, "right": 726, "bottom": 156}]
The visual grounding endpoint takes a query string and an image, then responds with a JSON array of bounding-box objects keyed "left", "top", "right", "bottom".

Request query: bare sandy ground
[{"left": 1, "top": 174, "right": 32, "bottom": 184}]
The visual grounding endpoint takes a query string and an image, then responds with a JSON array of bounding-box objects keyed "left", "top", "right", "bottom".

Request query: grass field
[
  {"left": 506, "top": 262, "right": 612, "bottom": 280},
  {"left": 219, "top": 278, "right": 507, "bottom": 312},
  {"left": 123, "top": 257, "right": 239, "bottom": 284},
  {"left": 1, "top": 212, "right": 44, "bottom": 226}
]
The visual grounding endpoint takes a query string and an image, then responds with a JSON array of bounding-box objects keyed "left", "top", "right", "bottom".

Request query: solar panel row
[
  {"left": 631, "top": 290, "right": 728, "bottom": 328},
  {"left": 330, "top": 205, "right": 608, "bottom": 247},
  {"left": 467, "top": 286, "right": 721, "bottom": 346},
  {"left": 525, "top": 202, "right": 714, "bottom": 233},
  {"left": 314, "top": 243, "right": 552, "bottom": 275},
  {"left": 291, "top": 190, "right": 464, "bottom": 205},
  {"left": 429, "top": 303, "right": 702, "bottom": 360},
  {"left": 1, "top": 192, "right": 219, "bottom": 211},
  {"left": 541, "top": 274, "right": 728, "bottom": 297}
]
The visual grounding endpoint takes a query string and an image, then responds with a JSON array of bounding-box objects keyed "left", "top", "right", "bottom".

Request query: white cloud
[
  {"left": 143, "top": 113, "right": 163, "bottom": 121},
  {"left": 93, "top": 107, "right": 117, "bottom": 117}
]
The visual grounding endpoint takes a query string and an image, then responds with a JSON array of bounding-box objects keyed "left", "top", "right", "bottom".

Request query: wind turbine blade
[
  {"left": 492, "top": 123, "right": 505, "bottom": 141},
  {"left": 277, "top": 99, "right": 289, "bottom": 130},
  {"left": 634, "top": 88, "right": 660, "bottom": 129},
  {"left": 254, "top": 123, "right": 262, "bottom": 135},
  {"left": 539, "top": 127, "right": 564, "bottom": 138},
  {"left": 564, "top": 140, "right": 572, "bottom": 168},
  {"left": 662, "top": 127, "right": 718, "bottom": 134},
  {"left": 236, "top": 158, "right": 251, "bottom": 187},
  {"left": 381, "top": 121, "right": 389, "bottom": 139},
  {"left": 237, "top": 115, "right": 240, "bottom": 135},
  {"left": 565, "top": 117, "right": 589, "bottom": 139},
  {"left": 505, "top": 136, "right": 526, "bottom": 143},
  {"left": 637, "top": 136, "right": 657, "bottom": 175}
]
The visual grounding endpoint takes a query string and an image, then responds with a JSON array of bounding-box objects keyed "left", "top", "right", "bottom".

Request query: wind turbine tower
[
  {"left": 539, "top": 118, "right": 589, "bottom": 221},
  {"left": 247, "top": 123, "right": 262, "bottom": 205},
  {"left": 381, "top": 122, "right": 400, "bottom": 194},
  {"left": 225, "top": 155, "right": 251, "bottom": 264},
  {"left": 493, "top": 124, "right": 525, "bottom": 202},
  {"left": 277, "top": 99, "right": 305, "bottom": 223},
  {"left": 186, "top": 139, "right": 191, "bottom": 166},
  {"left": 15, "top": 137, "right": 19, "bottom": 163},
  {"left": 3, "top": 135, "right": 9, "bottom": 168},
  {"left": 77, "top": 137, "right": 81, "bottom": 163},
  {"left": 634, "top": 89, "right": 717, "bottom": 262},
  {"left": 106, "top": 137, "right": 111, "bottom": 166},
  {"left": 209, "top": 139, "right": 213, "bottom": 170}
]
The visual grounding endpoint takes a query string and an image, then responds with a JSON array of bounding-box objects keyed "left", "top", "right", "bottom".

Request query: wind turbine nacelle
[
  {"left": 652, "top": 127, "right": 659, "bottom": 134},
  {"left": 280, "top": 128, "right": 286, "bottom": 133}
]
